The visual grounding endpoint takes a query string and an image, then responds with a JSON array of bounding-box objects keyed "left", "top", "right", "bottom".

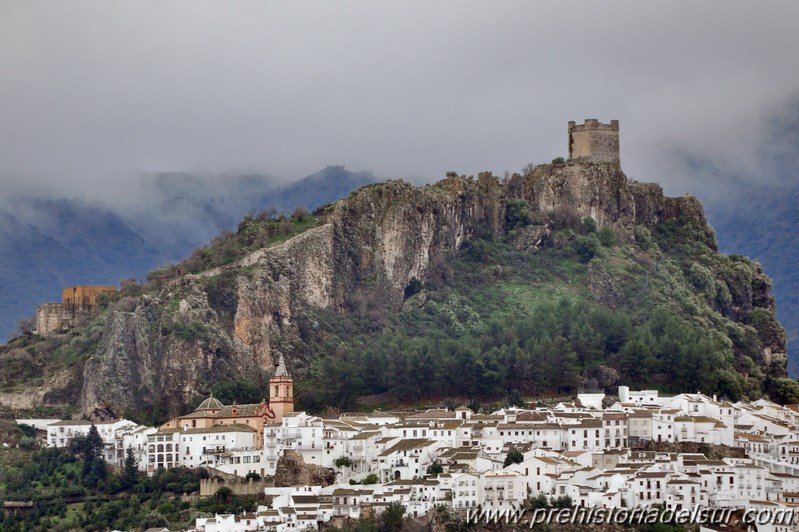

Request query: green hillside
[{"left": 295, "top": 204, "right": 788, "bottom": 411}]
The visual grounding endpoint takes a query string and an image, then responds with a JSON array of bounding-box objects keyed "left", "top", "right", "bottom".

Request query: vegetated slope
[
  {"left": 0, "top": 166, "right": 376, "bottom": 340},
  {"left": 0, "top": 161, "right": 789, "bottom": 423},
  {"left": 704, "top": 184, "right": 799, "bottom": 377}
]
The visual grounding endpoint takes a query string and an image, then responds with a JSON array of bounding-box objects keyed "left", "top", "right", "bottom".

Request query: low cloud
[{"left": 1, "top": 1, "right": 798, "bottom": 206}]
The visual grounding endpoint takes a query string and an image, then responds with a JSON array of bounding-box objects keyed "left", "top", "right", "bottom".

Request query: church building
[{"left": 160, "top": 354, "right": 294, "bottom": 449}]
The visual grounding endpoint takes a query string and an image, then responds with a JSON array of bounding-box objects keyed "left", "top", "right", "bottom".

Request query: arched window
[
  {"left": 157, "top": 444, "right": 164, "bottom": 452},
  {"left": 166, "top": 444, "right": 172, "bottom": 452}
]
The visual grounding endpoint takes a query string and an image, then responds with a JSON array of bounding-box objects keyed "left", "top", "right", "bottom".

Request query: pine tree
[
  {"left": 123, "top": 448, "right": 138, "bottom": 488},
  {"left": 82, "top": 425, "right": 106, "bottom": 483}
]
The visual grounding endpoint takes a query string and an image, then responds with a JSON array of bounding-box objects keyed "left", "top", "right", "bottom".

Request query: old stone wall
[
  {"left": 35, "top": 303, "right": 93, "bottom": 335},
  {"left": 200, "top": 474, "right": 270, "bottom": 497}
]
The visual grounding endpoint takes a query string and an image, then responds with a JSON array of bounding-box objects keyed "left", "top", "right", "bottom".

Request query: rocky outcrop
[
  {"left": 0, "top": 369, "right": 74, "bottom": 410},
  {"left": 274, "top": 451, "right": 335, "bottom": 487}
]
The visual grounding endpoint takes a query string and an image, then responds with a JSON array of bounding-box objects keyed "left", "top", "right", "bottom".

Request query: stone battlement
[{"left": 568, "top": 119, "right": 620, "bottom": 163}]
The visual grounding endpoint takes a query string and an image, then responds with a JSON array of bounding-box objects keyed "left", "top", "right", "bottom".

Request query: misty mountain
[
  {"left": 0, "top": 201, "right": 161, "bottom": 340},
  {"left": 0, "top": 166, "right": 376, "bottom": 339}
]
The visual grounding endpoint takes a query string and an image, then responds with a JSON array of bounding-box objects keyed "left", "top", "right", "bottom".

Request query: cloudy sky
[{"left": 1, "top": 1, "right": 798, "bottom": 204}]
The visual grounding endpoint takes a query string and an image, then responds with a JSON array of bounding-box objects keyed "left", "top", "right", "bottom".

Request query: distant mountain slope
[
  {"left": 0, "top": 201, "right": 162, "bottom": 338},
  {"left": 259, "top": 166, "right": 376, "bottom": 214},
  {"left": 705, "top": 184, "right": 799, "bottom": 376},
  {"left": 0, "top": 167, "right": 377, "bottom": 339}
]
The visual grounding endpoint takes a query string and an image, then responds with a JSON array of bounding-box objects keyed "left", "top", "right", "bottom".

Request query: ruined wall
[
  {"left": 35, "top": 303, "right": 94, "bottom": 335},
  {"left": 35, "top": 285, "right": 116, "bottom": 335},
  {"left": 568, "top": 119, "right": 620, "bottom": 163},
  {"left": 200, "top": 474, "right": 270, "bottom": 497}
]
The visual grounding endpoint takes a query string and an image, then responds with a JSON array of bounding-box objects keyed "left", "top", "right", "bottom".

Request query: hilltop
[{"left": 0, "top": 152, "right": 789, "bottom": 422}]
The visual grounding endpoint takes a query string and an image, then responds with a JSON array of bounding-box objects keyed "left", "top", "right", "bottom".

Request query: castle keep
[{"left": 568, "top": 119, "right": 620, "bottom": 163}]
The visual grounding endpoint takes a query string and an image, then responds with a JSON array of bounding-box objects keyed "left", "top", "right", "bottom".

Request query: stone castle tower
[
  {"left": 36, "top": 285, "right": 117, "bottom": 335},
  {"left": 568, "top": 119, "right": 620, "bottom": 163},
  {"left": 269, "top": 354, "right": 294, "bottom": 420}
]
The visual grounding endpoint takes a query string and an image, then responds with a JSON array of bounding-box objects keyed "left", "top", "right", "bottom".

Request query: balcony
[{"left": 202, "top": 446, "right": 227, "bottom": 455}]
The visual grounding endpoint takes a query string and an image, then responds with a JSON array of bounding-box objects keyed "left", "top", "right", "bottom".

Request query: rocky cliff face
[
  {"left": 274, "top": 451, "right": 336, "bottom": 487},
  {"left": 68, "top": 161, "right": 786, "bottom": 418}
]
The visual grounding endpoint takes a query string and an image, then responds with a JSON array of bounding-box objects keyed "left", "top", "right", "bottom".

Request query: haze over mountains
[{"left": 0, "top": 166, "right": 376, "bottom": 340}]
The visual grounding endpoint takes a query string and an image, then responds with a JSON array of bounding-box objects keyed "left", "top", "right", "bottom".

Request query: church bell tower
[{"left": 269, "top": 354, "right": 294, "bottom": 421}]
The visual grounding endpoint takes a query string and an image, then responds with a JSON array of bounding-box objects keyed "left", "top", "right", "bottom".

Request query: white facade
[
  {"left": 46, "top": 420, "right": 93, "bottom": 448},
  {"left": 481, "top": 470, "right": 527, "bottom": 510},
  {"left": 180, "top": 425, "right": 256, "bottom": 469}
]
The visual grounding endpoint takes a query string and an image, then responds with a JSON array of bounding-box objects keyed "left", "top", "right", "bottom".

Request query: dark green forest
[{"left": 294, "top": 208, "right": 792, "bottom": 413}]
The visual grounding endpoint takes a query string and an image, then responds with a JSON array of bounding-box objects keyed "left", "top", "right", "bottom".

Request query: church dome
[{"left": 195, "top": 393, "right": 223, "bottom": 411}]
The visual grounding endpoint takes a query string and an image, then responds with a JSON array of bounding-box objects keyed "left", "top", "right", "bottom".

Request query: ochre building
[{"left": 36, "top": 285, "right": 117, "bottom": 334}]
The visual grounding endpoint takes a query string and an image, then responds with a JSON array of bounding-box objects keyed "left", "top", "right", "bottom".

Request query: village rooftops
[
  {"left": 349, "top": 431, "right": 382, "bottom": 440},
  {"left": 379, "top": 438, "right": 437, "bottom": 457},
  {"left": 291, "top": 494, "right": 319, "bottom": 504},
  {"left": 332, "top": 488, "right": 375, "bottom": 496},
  {"left": 634, "top": 471, "right": 668, "bottom": 478},
  {"left": 735, "top": 432, "right": 769, "bottom": 442},
  {"left": 470, "top": 414, "right": 503, "bottom": 421},
  {"left": 181, "top": 424, "right": 255, "bottom": 434},
  {"left": 48, "top": 420, "right": 93, "bottom": 426},
  {"left": 405, "top": 409, "right": 455, "bottom": 419},
  {"left": 385, "top": 479, "right": 440, "bottom": 486},
  {"left": 515, "top": 411, "right": 548, "bottom": 422}
]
